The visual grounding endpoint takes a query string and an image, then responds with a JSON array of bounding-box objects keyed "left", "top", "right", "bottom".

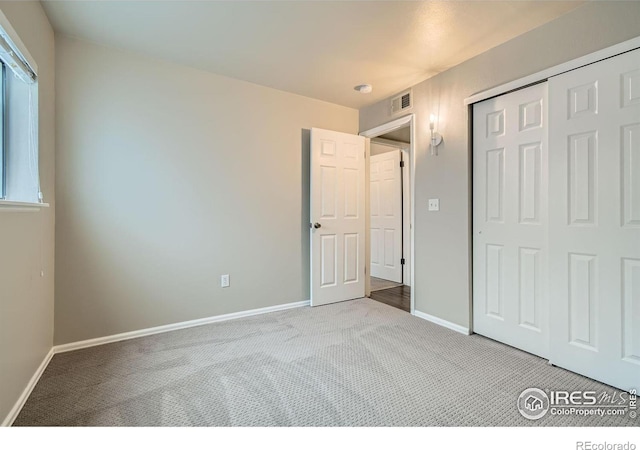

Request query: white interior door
[
  {"left": 370, "top": 149, "right": 403, "bottom": 283},
  {"left": 401, "top": 148, "right": 411, "bottom": 287},
  {"left": 310, "top": 128, "right": 366, "bottom": 307},
  {"left": 548, "top": 48, "right": 640, "bottom": 391},
  {"left": 473, "top": 82, "right": 549, "bottom": 358}
]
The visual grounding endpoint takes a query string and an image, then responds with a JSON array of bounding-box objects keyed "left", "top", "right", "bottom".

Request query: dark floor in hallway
[{"left": 369, "top": 285, "right": 410, "bottom": 312}]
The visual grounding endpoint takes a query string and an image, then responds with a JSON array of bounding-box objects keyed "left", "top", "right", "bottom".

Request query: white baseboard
[
  {"left": 1, "top": 348, "right": 54, "bottom": 427},
  {"left": 2, "top": 299, "right": 310, "bottom": 427},
  {"left": 413, "top": 310, "right": 470, "bottom": 335},
  {"left": 54, "top": 299, "right": 311, "bottom": 354}
]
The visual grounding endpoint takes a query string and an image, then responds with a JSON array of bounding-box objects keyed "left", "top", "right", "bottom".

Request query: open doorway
[{"left": 360, "top": 116, "right": 414, "bottom": 313}]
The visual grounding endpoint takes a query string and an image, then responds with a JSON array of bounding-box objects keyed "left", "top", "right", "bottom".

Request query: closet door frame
[{"left": 467, "top": 37, "right": 640, "bottom": 392}]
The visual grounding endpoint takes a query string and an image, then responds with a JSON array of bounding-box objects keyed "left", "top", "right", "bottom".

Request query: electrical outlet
[
  {"left": 221, "top": 274, "right": 230, "bottom": 288},
  {"left": 428, "top": 199, "right": 440, "bottom": 211}
]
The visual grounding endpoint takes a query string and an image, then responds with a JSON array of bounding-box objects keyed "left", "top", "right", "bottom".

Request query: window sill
[{"left": 0, "top": 200, "right": 49, "bottom": 212}]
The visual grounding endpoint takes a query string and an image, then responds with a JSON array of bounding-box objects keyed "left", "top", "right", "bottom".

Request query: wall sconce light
[{"left": 429, "top": 114, "right": 443, "bottom": 156}]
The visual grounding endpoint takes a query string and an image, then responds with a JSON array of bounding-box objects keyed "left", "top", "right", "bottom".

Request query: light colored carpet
[
  {"left": 370, "top": 277, "right": 403, "bottom": 292},
  {"left": 14, "top": 298, "right": 637, "bottom": 427}
]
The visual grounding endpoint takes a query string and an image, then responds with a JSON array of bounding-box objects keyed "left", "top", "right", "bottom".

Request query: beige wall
[
  {"left": 359, "top": 1, "right": 640, "bottom": 329},
  {"left": 0, "top": 1, "right": 55, "bottom": 424},
  {"left": 54, "top": 36, "right": 358, "bottom": 344}
]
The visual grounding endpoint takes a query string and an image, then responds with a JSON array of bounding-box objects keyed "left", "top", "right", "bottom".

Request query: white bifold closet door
[
  {"left": 548, "top": 48, "right": 640, "bottom": 391},
  {"left": 473, "top": 82, "right": 549, "bottom": 359}
]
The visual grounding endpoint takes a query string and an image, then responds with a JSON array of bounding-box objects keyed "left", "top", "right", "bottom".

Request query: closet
[{"left": 473, "top": 48, "right": 640, "bottom": 391}]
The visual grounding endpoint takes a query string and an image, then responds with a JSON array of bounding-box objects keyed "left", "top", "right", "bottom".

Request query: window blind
[
  {"left": 0, "top": 29, "right": 36, "bottom": 83},
  {"left": 0, "top": 25, "right": 41, "bottom": 203}
]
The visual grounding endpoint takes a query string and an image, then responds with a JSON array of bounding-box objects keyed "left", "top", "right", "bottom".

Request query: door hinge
[
  {"left": 400, "top": 160, "right": 405, "bottom": 168},
  {"left": 401, "top": 258, "right": 405, "bottom": 265}
]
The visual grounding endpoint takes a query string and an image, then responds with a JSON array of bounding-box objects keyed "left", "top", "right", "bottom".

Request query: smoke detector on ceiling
[{"left": 354, "top": 84, "right": 373, "bottom": 94}]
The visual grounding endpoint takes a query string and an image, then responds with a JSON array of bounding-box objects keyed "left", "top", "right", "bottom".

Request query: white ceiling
[{"left": 41, "top": 1, "right": 584, "bottom": 109}]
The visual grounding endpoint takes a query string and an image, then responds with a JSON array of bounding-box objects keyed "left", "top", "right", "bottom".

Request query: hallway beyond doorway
[
  {"left": 369, "top": 285, "right": 410, "bottom": 312},
  {"left": 370, "top": 277, "right": 402, "bottom": 292}
]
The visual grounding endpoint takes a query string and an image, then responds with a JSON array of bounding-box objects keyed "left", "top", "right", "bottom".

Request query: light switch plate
[
  {"left": 221, "top": 274, "right": 230, "bottom": 288},
  {"left": 428, "top": 199, "right": 440, "bottom": 211}
]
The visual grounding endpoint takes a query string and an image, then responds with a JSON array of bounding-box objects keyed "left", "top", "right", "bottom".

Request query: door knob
[{"left": 313, "top": 222, "right": 322, "bottom": 229}]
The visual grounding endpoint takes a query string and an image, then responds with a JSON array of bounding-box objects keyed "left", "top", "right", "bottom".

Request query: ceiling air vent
[{"left": 390, "top": 89, "right": 412, "bottom": 115}]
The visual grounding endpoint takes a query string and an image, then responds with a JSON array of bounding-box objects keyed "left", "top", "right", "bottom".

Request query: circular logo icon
[{"left": 517, "top": 388, "right": 550, "bottom": 420}]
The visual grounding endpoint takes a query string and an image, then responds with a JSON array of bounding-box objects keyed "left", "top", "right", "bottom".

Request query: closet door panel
[
  {"left": 548, "top": 48, "right": 640, "bottom": 392},
  {"left": 473, "top": 82, "right": 549, "bottom": 358}
]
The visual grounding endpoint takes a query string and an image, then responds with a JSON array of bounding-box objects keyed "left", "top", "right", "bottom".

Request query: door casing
[{"left": 360, "top": 114, "right": 415, "bottom": 314}]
